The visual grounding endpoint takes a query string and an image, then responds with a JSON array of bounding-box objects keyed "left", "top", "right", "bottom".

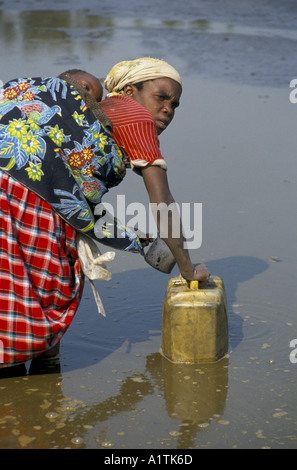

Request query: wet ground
[{"left": 0, "top": 0, "right": 296, "bottom": 450}]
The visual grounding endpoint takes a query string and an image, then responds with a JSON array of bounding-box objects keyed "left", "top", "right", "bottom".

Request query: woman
[
  {"left": 0, "top": 59, "right": 209, "bottom": 370},
  {"left": 0, "top": 70, "right": 134, "bottom": 369},
  {"left": 101, "top": 57, "right": 209, "bottom": 282}
]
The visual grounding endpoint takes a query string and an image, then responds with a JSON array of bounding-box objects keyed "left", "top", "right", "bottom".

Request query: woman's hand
[
  {"left": 180, "top": 263, "right": 210, "bottom": 285},
  {"left": 192, "top": 263, "right": 210, "bottom": 286}
]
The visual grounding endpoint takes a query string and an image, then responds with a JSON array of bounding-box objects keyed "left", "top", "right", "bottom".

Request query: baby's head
[{"left": 60, "top": 69, "right": 103, "bottom": 102}]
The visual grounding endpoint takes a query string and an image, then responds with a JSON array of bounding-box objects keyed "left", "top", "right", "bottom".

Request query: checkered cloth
[{"left": 0, "top": 172, "right": 84, "bottom": 367}]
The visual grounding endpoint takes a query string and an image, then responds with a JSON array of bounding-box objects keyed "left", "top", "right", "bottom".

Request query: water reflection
[
  {"left": 0, "top": 350, "right": 228, "bottom": 449},
  {"left": 1, "top": 7, "right": 295, "bottom": 86},
  {"left": 0, "top": 10, "right": 116, "bottom": 79},
  {"left": 0, "top": 10, "right": 114, "bottom": 53},
  {"left": 146, "top": 353, "right": 228, "bottom": 449}
]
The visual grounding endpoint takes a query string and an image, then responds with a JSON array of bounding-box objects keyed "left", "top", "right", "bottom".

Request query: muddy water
[{"left": 0, "top": 0, "right": 296, "bottom": 450}]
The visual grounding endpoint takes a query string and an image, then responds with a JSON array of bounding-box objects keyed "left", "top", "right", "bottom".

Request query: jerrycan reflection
[
  {"left": 146, "top": 353, "right": 228, "bottom": 446},
  {"left": 161, "top": 275, "right": 228, "bottom": 363}
]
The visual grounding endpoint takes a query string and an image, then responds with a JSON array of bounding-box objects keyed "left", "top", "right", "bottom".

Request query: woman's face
[{"left": 124, "top": 78, "right": 182, "bottom": 135}]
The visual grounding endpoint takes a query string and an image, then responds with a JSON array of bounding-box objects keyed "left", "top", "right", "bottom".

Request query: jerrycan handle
[{"left": 188, "top": 280, "right": 199, "bottom": 290}]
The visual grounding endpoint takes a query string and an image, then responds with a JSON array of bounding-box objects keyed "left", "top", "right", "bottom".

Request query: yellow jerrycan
[{"left": 161, "top": 275, "right": 228, "bottom": 363}]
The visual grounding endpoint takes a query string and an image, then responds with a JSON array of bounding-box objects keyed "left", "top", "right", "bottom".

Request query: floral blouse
[{"left": 0, "top": 76, "right": 142, "bottom": 253}]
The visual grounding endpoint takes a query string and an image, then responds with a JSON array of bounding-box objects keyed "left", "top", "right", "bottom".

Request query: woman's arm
[{"left": 141, "top": 165, "right": 209, "bottom": 283}]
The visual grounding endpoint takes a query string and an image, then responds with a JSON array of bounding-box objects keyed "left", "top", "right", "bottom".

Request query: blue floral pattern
[{"left": 0, "top": 77, "right": 143, "bottom": 253}]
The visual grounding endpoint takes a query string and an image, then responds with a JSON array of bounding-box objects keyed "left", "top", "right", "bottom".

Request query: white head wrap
[{"left": 104, "top": 57, "right": 182, "bottom": 96}]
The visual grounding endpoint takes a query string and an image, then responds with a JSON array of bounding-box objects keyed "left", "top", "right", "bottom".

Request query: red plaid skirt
[{"left": 0, "top": 173, "right": 84, "bottom": 367}]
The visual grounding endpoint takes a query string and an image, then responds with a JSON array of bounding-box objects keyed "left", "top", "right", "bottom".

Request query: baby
[{"left": 59, "top": 69, "right": 103, "bottom": 102}]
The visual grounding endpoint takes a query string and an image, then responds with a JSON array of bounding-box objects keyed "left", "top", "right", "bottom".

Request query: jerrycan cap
[
  {"left": 189, "top": 280, "right": 199, "bottom": 290},
  {"left": 172, "top": 276, "right": 214, "bottom": 290}
]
